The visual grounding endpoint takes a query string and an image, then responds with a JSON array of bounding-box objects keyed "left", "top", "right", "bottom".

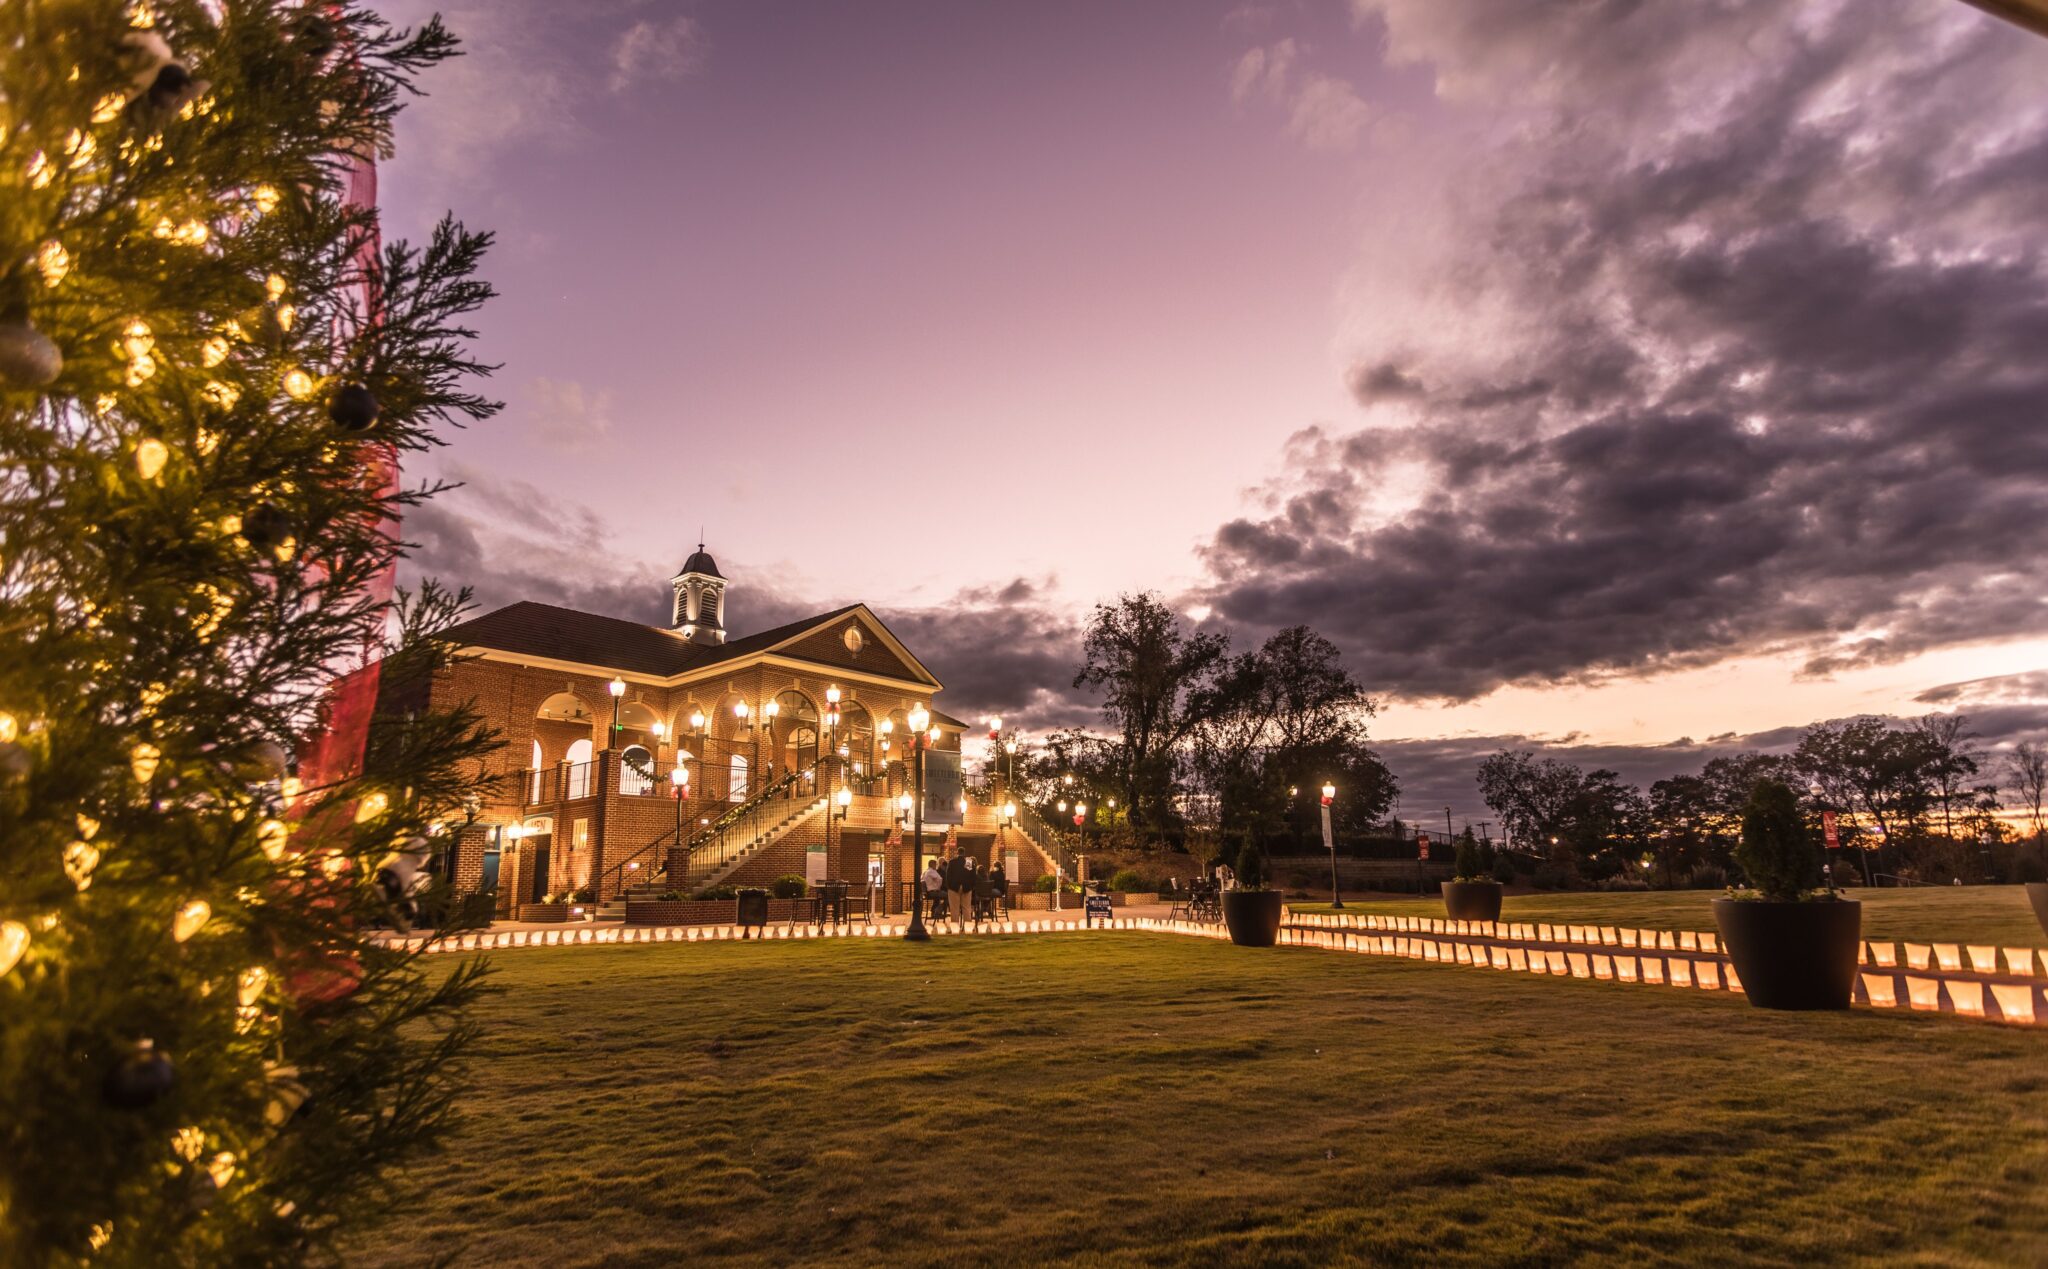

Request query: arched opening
[
  {"left": 841, "top": 703, "right": 874, "bottom": 784},
  {"left": 565, "top": 738, "right": 594, "bottom": 799},
  {"left": 620, "top": 743, "right": 655, "bottom": 796},
  {"left": 528, "top": 738, "right": 544, "bottom": 802},
  {"left": 616, "top": 699, "right": 660, "bottom": 752},
  {"left": 729, "top": 752, "right": 749, "bottom": 802},
  {"left": 773, "top": 689, "right": 818, "bottom": 786}
]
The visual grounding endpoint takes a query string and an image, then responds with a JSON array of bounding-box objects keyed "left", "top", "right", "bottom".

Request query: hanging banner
[
  {"left": 1822, "top": 811, "right": 1840, "bottom": 849},
  {"left": 922, "top": 749, "right": 964, "bottom": 825}
]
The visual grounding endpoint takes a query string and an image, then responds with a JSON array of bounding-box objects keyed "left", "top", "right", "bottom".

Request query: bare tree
[{"left": 2007, "top": 741, "right": 2048, "bottom": 844}]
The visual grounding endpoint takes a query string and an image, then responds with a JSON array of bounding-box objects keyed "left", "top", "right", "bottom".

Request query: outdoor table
[
  {"left": 785, "top": 894, "right": 825, "bottom": 928},
  {"left": 817, "top": 881, "right": 852, "bottom": 926}
]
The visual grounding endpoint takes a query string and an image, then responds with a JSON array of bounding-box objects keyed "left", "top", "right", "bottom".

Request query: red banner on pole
[
  {"left": 1822, "top": 810, "right": 1840, "bottom": 849},
  {"left": 1417, "top": 831, "right": 1430, "bottom": 860}
]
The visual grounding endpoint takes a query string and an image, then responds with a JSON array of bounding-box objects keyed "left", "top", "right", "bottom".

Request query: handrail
[
  {"left": 598, "top": 821, "right": 681, "bottom": 900},
  {"left": 674, "top": 766, "right": 820, "bottom": 889}
]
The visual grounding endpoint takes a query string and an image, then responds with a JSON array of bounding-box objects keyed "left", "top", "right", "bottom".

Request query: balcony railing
[{"left": 520, "top": 760, "right": 598, "bottom": 806}]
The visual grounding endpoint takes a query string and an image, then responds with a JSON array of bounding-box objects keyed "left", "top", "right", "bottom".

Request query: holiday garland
[{"left": 0, "top": 2, "right": 501, "bottom": 1262}]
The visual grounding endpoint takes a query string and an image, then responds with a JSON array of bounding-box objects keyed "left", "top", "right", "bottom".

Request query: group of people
[{"left": 918, "top": 852, "right": 1010, "bottom": 924}]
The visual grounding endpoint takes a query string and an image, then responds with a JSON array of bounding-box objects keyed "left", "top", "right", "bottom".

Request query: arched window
[
  {"left": 728, "top": 753, "right": 749, "bottom": 802},
  {"left": 841, "top": 703, "right": 874, "bottom": 778},
  {"left": 620, "top": 744, "right": 654, "bottom": 796},
  {"left": 565, "top": 738, "right": 594, "bottom": 799},
  {"left": 528, "top": 738, "right": 544, "bottom": 802}
]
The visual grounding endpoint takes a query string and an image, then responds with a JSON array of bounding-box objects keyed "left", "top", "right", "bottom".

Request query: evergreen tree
[{"left": 0, "top": 2, "right": 498, "bottom": 1261}]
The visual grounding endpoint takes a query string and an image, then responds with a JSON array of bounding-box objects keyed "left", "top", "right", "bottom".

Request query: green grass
[
  {"left": 1288, "top": 886, "right": 2047, "bottom": 947},
  {"left": 349, "top": 934, "right": 2048, "bottom": 1267}
]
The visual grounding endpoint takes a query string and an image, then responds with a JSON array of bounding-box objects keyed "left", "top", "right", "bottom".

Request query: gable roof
[{"left": 442, "top": 600, "right": 939, "bottom": 687}]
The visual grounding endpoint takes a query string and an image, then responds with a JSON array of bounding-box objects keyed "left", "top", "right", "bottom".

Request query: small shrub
[
  {"left": 1683, "top": 863, "right": 1730, "bottom": 891},
  {"left": 657, "top": 890, "right": 683, "bottom": 902},
  {"left": 1453, "top": 832, "right": 1495, "bottom": 883},
  {"left": 1490, "top": 854, "right": 1517, "bottom": 885},
  {"left": 694, "top": 885, "right": 739, "bottom": 901},
  {"left": 1106, "top": 868, "right": 1142, "bottom": 893},
  {"left": 1531, "top": 862, "right": 1569, "bottom": 891},
  {"left": 768, "top": 874, "right": 807, "bottom": 899},
  {"left": 1034, "top": 874, "right": 1058, "bottom": 893},
  {"left": 1733, "top": 779, "right": 1822, "bottom": 901},
  {"left": 1237, "top": 842, "right": 1267, "bottom": 890},
  {"left": 1599, "top": 876, "right": 1652, "bottom": 892}
]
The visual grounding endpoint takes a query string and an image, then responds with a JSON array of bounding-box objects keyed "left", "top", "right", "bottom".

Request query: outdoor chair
[{"left": 971, "top": 877, "right": 997, "bottom": 923}]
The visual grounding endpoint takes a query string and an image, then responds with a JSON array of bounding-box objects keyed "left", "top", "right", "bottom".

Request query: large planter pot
[
  {"left": 1441, "top": 880, "right": 1504, "bottom": 923},
  {"left": 1712, "top": 898, "right": 1861, "bottom": 1011},
  {"left": 1223, "top": 890, "right": 1285, "bottom": 948},
  {"left": 2028, "top": 883, "right": 2048, "bottom": 940}
]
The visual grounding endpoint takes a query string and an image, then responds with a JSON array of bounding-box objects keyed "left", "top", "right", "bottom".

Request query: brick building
[{"left": 426, "top": 546, "right": 1057, "bottom": 917}]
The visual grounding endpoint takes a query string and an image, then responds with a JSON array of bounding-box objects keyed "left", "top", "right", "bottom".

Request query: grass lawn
[
  {"left": 1288, "top": 886, "right": 2047, "bottom": 947},
  {"left": 350, "top": 934, "right": 2047, "bottom": 1267}
]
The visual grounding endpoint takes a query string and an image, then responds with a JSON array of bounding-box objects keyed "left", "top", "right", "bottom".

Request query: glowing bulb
[
  {"left": 0, "top": 921, "right": 29, "bottom": 977},
  {"left": 908, "top": 704, "right": 930, "bottom": 732},
  {"left": 75, "top": 812, "right": 99, "bottom": 839},
  {"left": 125, "top": 353, "right": 157, "bottom": 387},
  {"left": 237, "top": 966, "right": 269, "bottom": 1006},
  {"left": 206, "top": 1152, "right": 236, "bottom": 1189},
  {"left": 130, "top": 742, "right": 161, "bottom": 783},
  {"left": 135, "top": 438, "right": 169, "bottom": 481},
  {"left": 733, "top": 700, "right": 749, "bottom": 719},
  {"left": 256, "top": 818, "right": 289, "bottom": 861},
  {"left": 354, "top": 790, "right": 389, "bottom": 822},
  {"left": 608, "top": 677, "right": 626, "bottom": 698},
  {"left": 174, "top": 220, "right": 209, "bottom": 247},
  {"left": 251, "top": 185, "right": 281, "bottom": 213},
  {"left": 1004, "top": 801, "right": 1017, "bottom": 818},
  {"left": 281, "top": 368, "right": 314, "bottom": 399},
  {"left": 274, "top": 302, "right": 295, "bottom": 331},
  {"left": 63, "top": 841, "right": 99, "bottom": 890},
  {"left": 121, "top": 318, "right": 154, "bottom": 359},
  {"left": 688, "top": 710, "right": 705, "bottom": 730},
  {"left": 265, "top": 273, "right": 287, "bottom": 301},
  {"left": 837, "top": 786, "right": 852, "bottom": 807},
  {"left": 826, "top": 686, "right": 841, "bottom": 704},
  {"left": 0, "top": 711, "right": 16, "bottom": 743},
  {"left": 764, "top": 699, "right": 779, "bottom": 719},
  {"left": 172, "top": 899, "right": 210, "bottom": 942},
  {"left": 880, "top": 719, "right": 894, "bottom": 734},
  {"left": 898, "top": 793, "right": 912, "bottom": 811},
  {"left": 201, "top": 381, "right": 240, "bottom": 410},
  {"left": 35, "top": 240, "right": 69, "bottom": 287},
  {"left": 200, "top": 335, "right": 230, "bottom": 367}
]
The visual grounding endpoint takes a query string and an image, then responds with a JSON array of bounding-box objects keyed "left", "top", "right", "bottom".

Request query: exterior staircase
[{"left": 679, "top": 798, "right": 825, "bottom": 891}]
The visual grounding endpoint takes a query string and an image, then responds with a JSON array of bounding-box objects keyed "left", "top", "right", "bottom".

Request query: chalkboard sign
[{"left": 1083, "top": 894, "right": 1114, "bottom": 926}]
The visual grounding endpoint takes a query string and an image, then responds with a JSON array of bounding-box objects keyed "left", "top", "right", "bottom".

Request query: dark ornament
[
  {"left": 0, "top": 320, "right": 62, "bottom": 388},
  {"left": 327, "top": 383, "right": 379, "bottom": 432},
  {"left": 103, "top": 1040, "right": 175, "bottom": 1110},
  {"left": 287, "top": 12, "right": 339, "bottom": 63},
  {"left": 145, "top": 64, "right": 196, "bottom": 113},
  {"left": 239, "top": 503, "right": 292, "bottom": 554},
  {"left": 0, "top": 742, "right": 29, "bottom": 784}
]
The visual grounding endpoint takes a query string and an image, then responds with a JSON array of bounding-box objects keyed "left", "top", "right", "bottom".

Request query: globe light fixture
[
  {"left": 607, "top": 678, "right": 625, "bottom": 698},
  {"left": 688, "top": 708, "right": 706, "bottom": 732}
]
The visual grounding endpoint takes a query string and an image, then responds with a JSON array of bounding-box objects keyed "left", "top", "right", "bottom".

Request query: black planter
[
  {"left": 1441, "top": 880, "right": 1504, "bottom": 923},
  {"left": 1712, "top": 898, "right": 1861, "bottom": 1011},
  {"left": 1223, "top": 890, "right": 1285, "bottom": 947},
  {"left": 2028, "top": 883, "right": 2048, "bottom": 940}
]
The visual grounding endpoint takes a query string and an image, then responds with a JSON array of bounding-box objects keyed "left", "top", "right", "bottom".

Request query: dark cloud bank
[{"left": 405, "top": 0, "right": 2048, "bottom": 819}]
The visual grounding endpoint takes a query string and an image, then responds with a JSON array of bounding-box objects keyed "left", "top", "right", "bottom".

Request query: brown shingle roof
[{"left": 444, "top": 600, "right": 865, "bottom": 678}]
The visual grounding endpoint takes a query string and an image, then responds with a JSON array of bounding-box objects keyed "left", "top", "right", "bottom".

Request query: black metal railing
[
  {"left": 520, "top": 760, "right": 599, "bottom": 806},
  {"left": 677, "top": 766, "right": 820, "bottom": 887},
  {"left": 597, "top": 821, "right": 682, "bottom": 900}
]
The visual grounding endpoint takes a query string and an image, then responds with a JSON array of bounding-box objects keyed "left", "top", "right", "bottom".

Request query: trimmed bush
[
  {"left": 1236, "top": 842, "right": 1267, "bottom": 890},
  {"left": 768, "top": 874, "right": 808, "bottom": 899},
  {"left": 1034, "top": 874, "right": 1058, "bottom": 893},
  {"left": 1106, "top": 869, "right": 1142, "bottom": 893},
  {"left": 694, "top": 885, "right": 739, "bottom": 901},
  {"left": 1490, "top": 854, "right": 1516, "bottom": 885},
  {"left": 1452, "top": 831, "right": 1494, "bottom": 883},
  {"left": 1734, "top": 779, "right": 1822, "bottom": 901}
]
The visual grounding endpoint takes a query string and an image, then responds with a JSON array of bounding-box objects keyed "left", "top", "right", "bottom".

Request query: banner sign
[
  {"left": 1083, "top": 894, "right": 1114, "bottom": 927},
  {"left": 1417, "top": 831, "right": 1430, "bottom": 860},
  {"left": 1822, "top": 810, "right": 1840, "bottom": 849},
  {"left": 922, "top": 749, "right": 964, "bottom": 826}
]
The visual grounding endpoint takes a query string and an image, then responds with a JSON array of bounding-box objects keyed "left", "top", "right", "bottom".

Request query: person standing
[
  {"left": 945, "top": 851, "right": 972, "bottom": 929},
  {"left": 987, "top": 855, "right": 1010, "bottom": 919},
  {"left": 921, "top": 856, "right": 946, "bottom": 922}
]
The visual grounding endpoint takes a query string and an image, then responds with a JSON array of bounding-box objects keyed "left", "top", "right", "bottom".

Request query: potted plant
[
  {"left": 1441, "top": 830, "right": 1504, "bottom": 922},
  {"left": 1222, "top": 842, "right": 1283, "bottom": 947},
  {"left": 1713, "top": 779, "right": 1861, "bottom": 1010}
]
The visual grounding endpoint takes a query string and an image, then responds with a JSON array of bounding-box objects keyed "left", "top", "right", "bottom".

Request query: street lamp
[
  {"left": 607, "top": 677, "right": 626, "bottom": 746},
  {"left": 1003, "top": 801, "right": 1017, "bottom": 828},
  {"left": 1321, "top": 782, "right": 1340, "bottom": 908},
  {"left": 903, "top": 702, "right": 935, "bottom": 940}
]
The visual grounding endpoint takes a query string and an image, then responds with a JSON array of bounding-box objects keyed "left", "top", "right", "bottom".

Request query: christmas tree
[{"left": 0, "top": 2, "right": 501, "bottom": 1261}]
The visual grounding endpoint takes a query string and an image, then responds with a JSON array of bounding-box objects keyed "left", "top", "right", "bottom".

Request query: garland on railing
[{"left": 684, "top": 765, "right": 814, "bottom": 852}]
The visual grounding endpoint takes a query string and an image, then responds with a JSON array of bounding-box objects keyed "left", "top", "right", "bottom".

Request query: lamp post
[
  {"left": 607, "top": 676, "right": 625, "bottom": 746},
  {"left": 1321, "top": 782, "right": 1340, "bottom": 908},
  {"left": 903, "top": 703, "right": 937, "bottom": 941},
  {"left": 669, "top": 764, "right": 687, "bottom": 847}
]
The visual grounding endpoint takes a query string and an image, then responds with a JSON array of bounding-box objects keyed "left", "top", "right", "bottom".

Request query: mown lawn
[
  {"left": 1289, "top": 886, "right": 2046, "bottom": 947},
  {"left": 350, "top": 933, "right": 2048, "bottom": 1267}
]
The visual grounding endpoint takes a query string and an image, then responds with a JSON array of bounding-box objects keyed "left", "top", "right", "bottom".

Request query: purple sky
[{"left": 379, "top": 0, "right": 2048, "bottom": 825}]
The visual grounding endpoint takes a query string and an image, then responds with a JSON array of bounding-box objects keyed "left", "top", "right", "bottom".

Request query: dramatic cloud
[
  {"left": 1231, "top": 38, "right": 1379, "bottom": 150},
  {"left": 524, "top": 376, "right": 618, "bottom": 448},
  {"left": 610, "top": 14, "right": 708, "bottom": 93},
  {"left": 1200, "top": 0, "right": 2048, "bottom": 702}
]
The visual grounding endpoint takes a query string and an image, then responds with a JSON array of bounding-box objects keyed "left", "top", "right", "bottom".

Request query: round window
[{"left": 842, "top": 625, "right": 864, "bottom": 653}]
